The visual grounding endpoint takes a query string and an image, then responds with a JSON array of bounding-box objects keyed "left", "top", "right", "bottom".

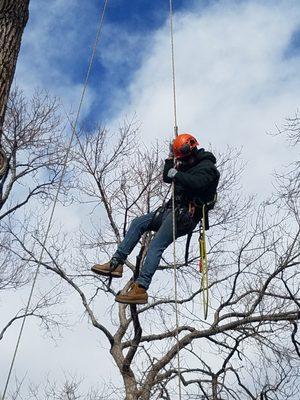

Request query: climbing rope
[
  {"left": 169, "top": 0, "right": 178, "bottom": 136},
  {"left": 169, "top": 0, "right": 182, "bottom": 398},
  {"left": 2, "top": 1, "right": 109, "bottom": 399}
]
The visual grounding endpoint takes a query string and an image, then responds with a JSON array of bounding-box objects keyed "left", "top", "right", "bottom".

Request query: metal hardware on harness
[{"left": 188, "top": 202, "right": 196, "bottom": 218}]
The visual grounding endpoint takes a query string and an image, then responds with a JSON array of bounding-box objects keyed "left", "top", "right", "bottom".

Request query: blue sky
[
  {"left": 16, "top": 0, "right": 300, "bottom": 133},
  {"left": 17, "top": 0, "right": 197, "bottom": 128},
  {"left": 285, "top": 27, "right": 300, "bottom": 58}
]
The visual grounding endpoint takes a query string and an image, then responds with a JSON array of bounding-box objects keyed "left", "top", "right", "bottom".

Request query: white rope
[
  {"left": 169, "top": 1, "right": 182, "bottom": 399},
  {"left": 2, "top": 1, "right": 109, "bottom": 398},
  {"left": 169, "top": 0, "right": 178, "bottom": 135}
]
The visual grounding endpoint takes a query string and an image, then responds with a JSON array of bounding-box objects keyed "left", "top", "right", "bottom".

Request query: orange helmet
[{"left": 173, "top": 133, "right": 199, "bottom": 158}]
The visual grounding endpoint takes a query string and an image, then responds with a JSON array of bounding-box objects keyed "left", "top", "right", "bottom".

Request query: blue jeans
[{"left": 113, "top": 208, "right": 196, "bottom": 289}]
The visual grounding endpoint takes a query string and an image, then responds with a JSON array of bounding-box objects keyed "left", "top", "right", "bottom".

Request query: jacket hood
[
  {"left": 176, "top": 148, "right": 217, "bottom": 172},
  {"left": 196, "top": 148, "right": 217, "bottom": 164}
]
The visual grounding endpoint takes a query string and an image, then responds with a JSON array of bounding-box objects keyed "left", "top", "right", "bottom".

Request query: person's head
[
  {"left": 172, "top": 133, "right": 199, "bottom": 170},
  {"left": 172, "top": 133, "right": 199, "bottom": 158}
]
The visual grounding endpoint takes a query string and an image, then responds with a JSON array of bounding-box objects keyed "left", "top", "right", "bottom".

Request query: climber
[{"left": 91, "top": 133, "right": 220, "bottom": 304}]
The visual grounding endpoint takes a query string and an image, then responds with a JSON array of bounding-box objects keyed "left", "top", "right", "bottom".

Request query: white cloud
[
  {"left": 110, "top": 0, "right": 300, "bottom": 197},
  {"left": 0, "top": 286, "right": 119, "bottom": 393},
  {"left": 15, "top": 0, "right": 97, "bottom": 120}
]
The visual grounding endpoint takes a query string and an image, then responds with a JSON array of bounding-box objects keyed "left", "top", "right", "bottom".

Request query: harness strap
[{"left": 184, "top": 231, "right": 193, "bottom": 265}]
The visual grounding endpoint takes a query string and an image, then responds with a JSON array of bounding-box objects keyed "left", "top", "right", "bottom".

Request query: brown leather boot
[
  {"left": 115, "top": 282, "right": 148, "bottom": 304},
  {"left": 91, "top": 258, "right": 123, "bottom": 278}
]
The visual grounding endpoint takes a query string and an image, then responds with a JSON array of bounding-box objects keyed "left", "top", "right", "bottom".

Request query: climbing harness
[{"left": 2, "top": 1, "right": 109, "bottom": 399}]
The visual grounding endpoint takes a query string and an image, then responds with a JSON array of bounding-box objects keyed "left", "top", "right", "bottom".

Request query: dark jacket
[{"left": 163, "top": 149, "right": 220, "bottom": 212}]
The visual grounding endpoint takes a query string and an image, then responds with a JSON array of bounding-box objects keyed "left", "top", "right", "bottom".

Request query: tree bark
[
  {"left": 0, "top": 0, "right": 30, "bottom": 144},
  {"left": 212, "top": 375, "right": 218, "bottom": 400}
]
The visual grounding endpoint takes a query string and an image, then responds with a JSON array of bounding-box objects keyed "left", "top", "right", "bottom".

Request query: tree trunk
[
  {"left": 0, "top": 0, "right": 30, "bottom": 144},
  {"left": 123, "top": 374, "right": 139, "bottom": 400},
  {"left": 139, "top": 390, "right": 151, "bottom": 400},
  {"left": 212, "top": 375, "right": 218, "bottom": 400},
  {"left": 111, "top": 344, "right": 139, "bottom": 400}
]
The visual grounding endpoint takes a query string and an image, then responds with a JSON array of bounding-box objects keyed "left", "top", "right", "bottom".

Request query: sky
[
  {"left": 14, "top": 0, "right": 300, "bottom": 195},
  {"left": 1, "top": 0, "right": 300, "bottom": 397}
]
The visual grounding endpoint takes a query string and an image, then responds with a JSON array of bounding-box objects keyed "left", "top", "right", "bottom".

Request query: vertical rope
[
  {"left": 171, "top": 184, "right": 182, "bottom": 400},
  {"left": 169, "top": 0, "right": 178, "bottom": 136},
  {"left": 2, "top": 1, "right": 109, "bottom": 399},
  {"left": 169, "top": 1, "right": 182, "bottom": 399}
]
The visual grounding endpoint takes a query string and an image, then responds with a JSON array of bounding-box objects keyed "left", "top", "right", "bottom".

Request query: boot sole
[
  {"left": 115, "top": 297, "right": 148, "bottom": 305},
  {"left": 91, "top": 267, "right": 123, "bottom": 278}
]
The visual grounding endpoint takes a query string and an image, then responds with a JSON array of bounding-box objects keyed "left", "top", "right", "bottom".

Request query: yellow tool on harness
[{"left": 199, "top": 203, "right": 209, "bottom": 320}]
